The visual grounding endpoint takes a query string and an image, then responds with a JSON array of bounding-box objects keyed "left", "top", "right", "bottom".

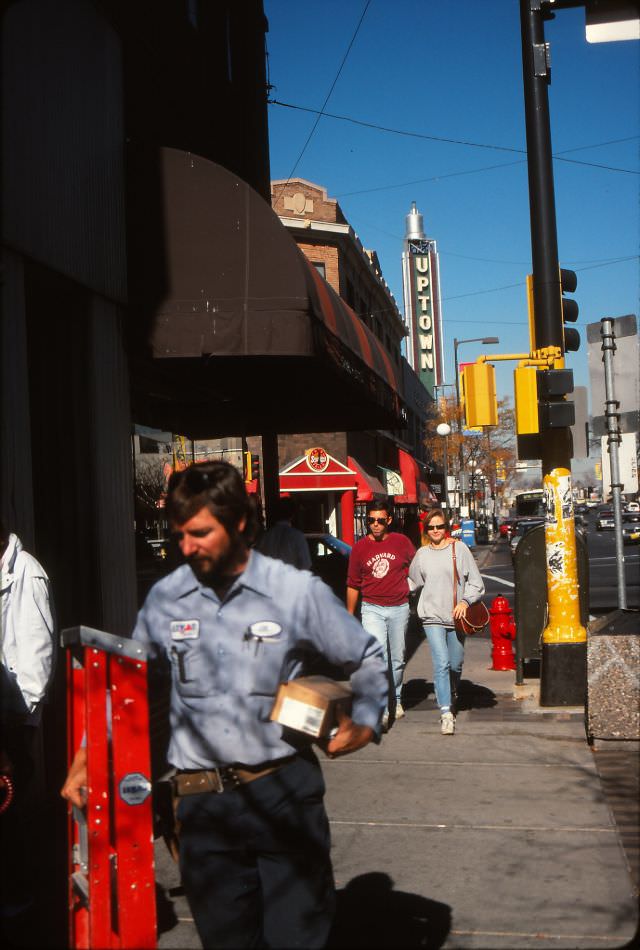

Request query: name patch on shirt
[
  {"left": 247, "top": 621, "right": 282, "bottom": 641},
  {"left": 170, "top": 620, "right": 200, "bottom": 640}
]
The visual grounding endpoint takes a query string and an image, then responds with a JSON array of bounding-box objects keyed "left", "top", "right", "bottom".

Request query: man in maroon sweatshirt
[{"left": 347, "top": 500, "right": 415, "bottom": 728}]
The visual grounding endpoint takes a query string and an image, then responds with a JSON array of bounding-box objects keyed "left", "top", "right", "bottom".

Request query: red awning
[
  {"left": 305, "top": 262, "right": 401, "bottom": 398},
  {"left": 348, "top": 456, "right": 386, "bottom": 503},
  {"left": 395, "top": 449, "right": 419, "bottom": 504}
]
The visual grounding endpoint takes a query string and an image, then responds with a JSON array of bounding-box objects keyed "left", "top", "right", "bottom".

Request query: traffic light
[
  {"left": 462, "top": 363, "right": 498, "bottom": 427},
  {"left": 250, "top": 454, "right": 260, "bottom": 482},
  {"left": 514, "top": 366, "right": 575, "bottom": 435},
  {"left": 559, "top": 268, "right": 580, "bottom": 353},
  {"left": 537, "top": 368, "right": 575, "bottom": 429}
]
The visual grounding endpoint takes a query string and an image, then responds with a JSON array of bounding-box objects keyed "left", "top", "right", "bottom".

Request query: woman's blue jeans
[
  {"left": 423, "top": 624, "right": 465, "bottom": 710},
  {"left": 360, "top": 602, "right": 409, "bottom": 709}
]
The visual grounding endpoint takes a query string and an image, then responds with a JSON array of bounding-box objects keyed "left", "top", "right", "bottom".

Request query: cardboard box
[{"left": 270, "top": 676, "right": 352, "bottom": 738}]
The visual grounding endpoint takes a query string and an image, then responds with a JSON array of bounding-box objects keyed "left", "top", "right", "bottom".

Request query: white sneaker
[
  {"left": 440, "top": 711, "right": 455, "bottom": 735},
  {"left": 381, "top": 711, "right": 390, "bottom": 732},
  {"left": 395, "top": 703, "right": 405, "bottom": 720}
]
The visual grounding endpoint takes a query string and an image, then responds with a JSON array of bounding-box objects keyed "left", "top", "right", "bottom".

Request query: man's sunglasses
[
  {"left": 367, "top": 517, "right": 389, "bottom": 525},
  {"left": 426, "top": 523, "right": 446, "bottom": 531}
]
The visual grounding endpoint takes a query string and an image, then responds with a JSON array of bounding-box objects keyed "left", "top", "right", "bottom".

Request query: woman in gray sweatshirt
[{"left": 408, "top": 508, "right": 484, "bottom": 735}]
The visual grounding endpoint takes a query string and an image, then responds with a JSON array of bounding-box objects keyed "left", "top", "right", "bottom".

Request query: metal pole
[
  {"left": 520, "top": 0, "right": 586, "bottom": 706},
  {"left": 601, "top": 319, "right": 627, "bottom": 608},
  {"left": 454, "top": 339, "right": 463, "bottom": 516},
  {"left": 442, "top": 436, "right": 449, "bottom": 513}
]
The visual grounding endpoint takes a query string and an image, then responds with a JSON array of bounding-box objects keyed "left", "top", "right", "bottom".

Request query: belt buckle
[{"left": 214, "top": 766, "right": 241, "bottom": 793}]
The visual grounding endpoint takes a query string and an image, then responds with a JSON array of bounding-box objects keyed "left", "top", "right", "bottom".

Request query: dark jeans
[{"left": 177, "top": 753, "right": 335, "bottom": 949}]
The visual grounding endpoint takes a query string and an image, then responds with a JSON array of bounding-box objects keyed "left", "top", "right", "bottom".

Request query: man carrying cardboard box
[{"left": 62, "top": 461, "right": 386, "bottom": 950}]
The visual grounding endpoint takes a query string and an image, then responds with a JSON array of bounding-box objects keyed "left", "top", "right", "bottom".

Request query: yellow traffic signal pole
[{"left": 520, "top": 0, "right": 586, "bottom": 705}]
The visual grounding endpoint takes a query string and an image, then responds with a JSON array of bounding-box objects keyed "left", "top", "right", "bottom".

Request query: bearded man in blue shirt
[{"left": 63, "top": 461, "right": 386, "bottom": 949}]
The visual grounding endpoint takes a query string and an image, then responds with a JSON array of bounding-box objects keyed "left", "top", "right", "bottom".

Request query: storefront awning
[
  {"left": 279, "top": 451, "right": 357, "bottom": 493},
  {"left": 395, "top": 449, "right": 419, "bottom": 504},
  {"left": 348, "top": 456, "right": 387, "bottom": 503},
  {"left": 130, "top": 147, "right": 404, "bottom": 437}
]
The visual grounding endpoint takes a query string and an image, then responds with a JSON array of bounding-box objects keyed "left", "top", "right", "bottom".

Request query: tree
[
  {"left": 426, "top": 396, "right": 518, "bottom": 511},
  {"left": 134, "top": 455, "right": 169, "bottom": 514}
]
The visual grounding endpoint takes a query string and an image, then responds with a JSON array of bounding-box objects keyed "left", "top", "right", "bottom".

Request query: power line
[
  {"left": 276, "top": 2, "right": 372, "bottom": 190},
  {"left": 443, "top": 257, "right": 639, "bottom": 303},
  {"left": 269, "top": 99, "right": 639, "bottom": 176}
]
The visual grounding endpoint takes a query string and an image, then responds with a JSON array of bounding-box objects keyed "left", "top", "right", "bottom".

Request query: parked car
[
  {"left": 305, "top": 533, "right": 351, "bottom": 600},
  {"left": 623, "top": 520, "right": 640, "bottom": 544},
  {"left": 596, "top": 508, "right": 615, "bottom": 530},
  {"left": 625, "top": 501, "right": 640, "bottom": 513},
  {"left": 499, "top": 518, "right": 518, "bottom": 538},
  {"left": 510, "top": 518, "right": 545, "bottom": 560}
]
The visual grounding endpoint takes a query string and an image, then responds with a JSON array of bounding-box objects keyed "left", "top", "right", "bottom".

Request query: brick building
[{"left": 246, "top": 178, "right": 437, "bottom": 542}]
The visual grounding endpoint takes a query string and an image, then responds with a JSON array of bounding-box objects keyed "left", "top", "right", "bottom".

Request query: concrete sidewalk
[{"left": 155, "top": 619, "right": 638, "bottom": 948}]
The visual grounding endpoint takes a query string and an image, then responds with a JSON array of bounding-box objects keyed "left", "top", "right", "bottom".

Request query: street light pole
[
  {"left": 436, "top": 423, "right": 451, "bottom": 513},
  {"left": 453, "top": 336, "right": 499, "bottom": 516}
]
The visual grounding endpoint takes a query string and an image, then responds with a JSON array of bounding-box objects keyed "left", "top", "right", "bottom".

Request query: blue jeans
[
  {"left": 360, "top": 602, "right": 410, "bottom": 709},
  {"left": 423, "top": 624, "right": 465, "bottom": 711}
]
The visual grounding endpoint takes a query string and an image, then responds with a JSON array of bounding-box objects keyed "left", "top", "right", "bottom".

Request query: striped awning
[{"left": 140, "top": 147, "right": 404, "bottom": 436}]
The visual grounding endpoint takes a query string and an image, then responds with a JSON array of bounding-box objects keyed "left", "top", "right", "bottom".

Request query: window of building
[{"left": 311, "top": 261, "right": 326, "bottom": 279}]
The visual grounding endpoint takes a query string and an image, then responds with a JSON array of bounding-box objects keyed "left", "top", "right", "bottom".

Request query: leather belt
[{"left": 172, "top": 756, "right": 296, "bottom": 797}]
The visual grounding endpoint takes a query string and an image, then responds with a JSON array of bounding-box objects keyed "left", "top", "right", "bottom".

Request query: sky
[{"left": 264, "top": 0, "right": 639, "bottom": 412}]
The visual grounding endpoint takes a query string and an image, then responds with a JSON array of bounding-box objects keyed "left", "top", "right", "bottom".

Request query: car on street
[
  {"left": 305, "top": 533, "right": 351, "bottom": 600},
  {"left": 625, "top": 501, "right": 640, "bottom": 513},
  {"left": 499, "top": 518, "right": 518, "bottom": 538},
  {"left": 623, "top": 521, "right": 640, "bottom": 544},
  {"left": 510, "top": 518, "right": 545, "bottom": 561},
  {"left": 596, "top": 508, "right": 615, "bottom": 530}
]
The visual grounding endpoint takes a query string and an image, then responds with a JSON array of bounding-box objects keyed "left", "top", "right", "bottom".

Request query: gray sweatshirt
[{"left": 408, "top": 540, "right": 485, "bottom": 627}]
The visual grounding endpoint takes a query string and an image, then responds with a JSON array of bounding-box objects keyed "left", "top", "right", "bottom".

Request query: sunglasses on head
[
  {"left": 174, "top": 467, "right": 213, "bottom": 493},
  {"left": 367, "top": 517, "right": 388, "bottom": 525},
  {"left": 426, "top": 523, "right": 446, "bottom": 531}
]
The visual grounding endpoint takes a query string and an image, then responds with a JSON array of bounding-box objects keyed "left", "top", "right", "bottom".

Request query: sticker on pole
[{"left": 119, "top": 772, "right": 152, "bottom": 805}]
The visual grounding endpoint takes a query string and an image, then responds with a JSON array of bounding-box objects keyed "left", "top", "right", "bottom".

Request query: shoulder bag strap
[{"left": 451, "top": 540, "right": 460, "bottom": 611}]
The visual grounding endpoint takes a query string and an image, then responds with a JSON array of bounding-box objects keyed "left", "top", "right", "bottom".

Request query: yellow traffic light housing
[
  {"left": 515, "top": 366, "right": 539, "bottom": 434},
  {"left": 462, "top": 363, "right": 498, "bottom": 427}
]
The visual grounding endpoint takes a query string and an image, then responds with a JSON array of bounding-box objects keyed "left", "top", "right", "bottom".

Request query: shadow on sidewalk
[
  {"left": 328, "top": 872, "right": 450, "bottom": 949},
  {"left": 402, "top": 677, "right": 498, "bottom": 713}
]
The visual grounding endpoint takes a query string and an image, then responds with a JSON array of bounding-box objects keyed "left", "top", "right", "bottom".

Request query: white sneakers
[
  {"left": 440, "top": 711, "right": 455, "bottom": 735},
  {"left": 395, "top": 703, "right": 406, "bottom": 720}
]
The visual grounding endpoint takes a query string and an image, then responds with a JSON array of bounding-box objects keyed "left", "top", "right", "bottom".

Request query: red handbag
[{"left": 452, "top": 542, "right": 489, "bottom": 635}]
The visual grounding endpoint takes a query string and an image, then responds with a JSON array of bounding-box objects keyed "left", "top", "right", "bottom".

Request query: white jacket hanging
[{"left": 1, "top": 533, "right": 55, "bottom": 723}]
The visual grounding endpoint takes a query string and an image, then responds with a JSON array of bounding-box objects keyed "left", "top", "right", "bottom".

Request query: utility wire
[
  {"left": 275, "top": 1, "right": 371, "bottom": 193},
  {"left": 269, "top": 99, "right": 639, "bottom": 176},
  {"left": 443, "top": 256, "right": 639, "bottom": 303}
]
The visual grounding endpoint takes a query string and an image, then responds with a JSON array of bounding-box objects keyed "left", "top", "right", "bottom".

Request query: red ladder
[{"left": 63, "top": 625, "right": 157, "bottom": 949}]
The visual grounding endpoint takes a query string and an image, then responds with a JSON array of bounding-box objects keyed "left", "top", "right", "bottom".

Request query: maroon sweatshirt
[{"left": 347, "top": 532, "right": 416, "bottom": 606}]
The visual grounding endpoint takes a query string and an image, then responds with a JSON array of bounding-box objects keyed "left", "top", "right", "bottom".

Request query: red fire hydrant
[{"left": 489, "top": 596, "right": 516, "bottom": 671}]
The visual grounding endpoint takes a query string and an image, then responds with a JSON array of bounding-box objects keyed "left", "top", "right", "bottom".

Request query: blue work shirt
[{"left": 133, "top": 550, "right": 387, "bottom": 770}]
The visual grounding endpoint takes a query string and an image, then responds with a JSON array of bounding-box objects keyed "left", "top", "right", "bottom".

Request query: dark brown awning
[{"left": 130, "top": 147, "right": 404, "bottom": 437}]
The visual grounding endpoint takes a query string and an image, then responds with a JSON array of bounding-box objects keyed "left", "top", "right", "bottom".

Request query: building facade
[{"left": 256, "top": 178, "right": 437, "bottom": 543}]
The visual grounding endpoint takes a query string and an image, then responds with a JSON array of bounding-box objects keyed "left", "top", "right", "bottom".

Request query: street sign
[
  {"left": 588, "top": 315, "right": 639, "bottom": 437},
  {"left": 600, "top": 432, "right": 639, "bottom": 496}
]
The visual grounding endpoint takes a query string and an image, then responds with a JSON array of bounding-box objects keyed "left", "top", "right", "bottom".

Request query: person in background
[
  {"left": 1, "top": 520, "right": 56, "bottom": 918},
  {"left": 257, "top": 497, "right": 312, "bottom": 570},
  {"left": 346, "top": 499, "right": 415, "bottom": 729},
  {"left": 62, "top": 462, "right": 386, "bottom": 949},
  {"left": 408, "top": 508, "right": 484, "bottom": 736}
]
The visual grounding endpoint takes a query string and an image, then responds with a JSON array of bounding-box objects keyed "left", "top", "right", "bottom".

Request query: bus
[{"left": 514, "top": 489, "right": 545, "bottom": 519}]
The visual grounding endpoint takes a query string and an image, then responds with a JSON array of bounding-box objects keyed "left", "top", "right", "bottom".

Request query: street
[{"left": 479, "top": 518, "right": 639, "bottom": 614}]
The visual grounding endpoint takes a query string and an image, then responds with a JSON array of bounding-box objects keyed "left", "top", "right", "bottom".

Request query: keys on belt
[{"left": 172, "top": 757, "right": 296, "bottom": 797}]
